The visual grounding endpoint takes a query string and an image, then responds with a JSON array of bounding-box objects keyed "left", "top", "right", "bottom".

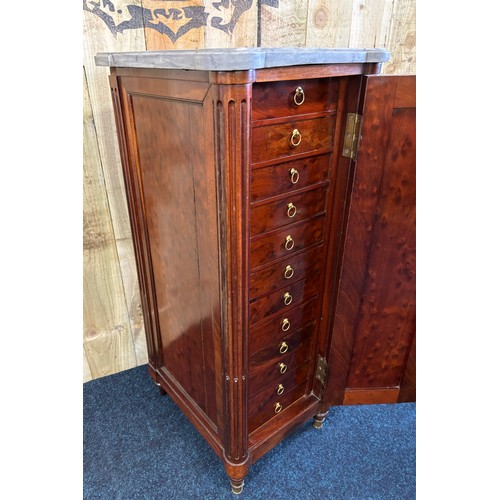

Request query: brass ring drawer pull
[
  {"left": 279, "top": 342, "right": 289, "bottom": 354},
  {"left": 293, "top": 86, "right": 305, "bottom": 106},
  {"left": 284, "top": 265, "right": 294, "bottom": 279},
  {"left": 290, "top": 128, "right": 302, "bottom": 147},
  {"left": 278, "top": 362, "right": 287, "bottom": 374},
  {"left": 277, "top": 384, "right": 284, "bottom": 396},
  {"left": 287, "top": 203, "right": 297, "bottom": 218},
  {"left": 283, "top": 292, "right": 292, "bottom": 306},
  {"left": 274, "top": 402, "right": 283, "bottom": 414},
  {"left": 289, "top": 168, "right": 300, "bottom": 184},
  {"left": 281, "top": 318, "right": 291, "bottom": 332},
  {"left": 285, "top": 235, "right": 295, "bottom": 251}
]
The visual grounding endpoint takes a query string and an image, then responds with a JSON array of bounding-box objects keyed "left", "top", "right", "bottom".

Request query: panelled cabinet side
[
  {"left": 108, "top": 68, "right": 228, "bottom": 458},
  {"left": 109, "top": 72, "right": 161, "bottom": 378}
]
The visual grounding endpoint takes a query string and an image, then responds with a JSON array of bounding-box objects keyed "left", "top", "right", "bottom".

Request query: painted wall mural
[{"left": 84, "top": 0, "right": 279, "bottom": 42}]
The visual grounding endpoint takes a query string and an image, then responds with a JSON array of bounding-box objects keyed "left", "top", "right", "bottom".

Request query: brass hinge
[
  {"left": 315, "top": 355, "right": 328, "bottom": 387},
  {"left": 341, "top": 113, "right": 362, "bottom": 160}
]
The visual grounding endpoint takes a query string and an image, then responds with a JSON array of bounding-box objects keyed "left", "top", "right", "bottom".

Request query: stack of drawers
[{"left": 248, "top": 78, "right": 339, "bottom": 433}]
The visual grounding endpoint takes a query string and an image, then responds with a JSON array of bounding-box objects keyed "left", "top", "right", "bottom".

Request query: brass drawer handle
[
  {"left": 285, "top": 235, "right": 295, "bottom": 251},
  {"left": 293, "top": 86, "right": 305, "bottom": 106},
  {"left": 289, "top": 168, "right": 300, "bottom": 184},
  {"left": 279, "top": 342, "right": 289, "bottom": 354},
  {"left": 274, "top": 402, "right": 283, "bottom": 414},
  {"left": 278, "top": 362, "right": 287, "bottom": 374},
  {"left": 284, "top": 265, "right": 294, "bottom": 279},
  {"left": 283, "top": 292, "right": 292, "bottom": 306},
  {"left": 290, "top": 128, "right": 302, "bottom": 147},
  {"left": 281, "top": 318, "right": 291, "bottom": 332},
  {"left": 287, "top": 203, "right": 297, "bottom": 218},
  {"left": 277, "top": 384, "right": 284, "bottom": 396}
]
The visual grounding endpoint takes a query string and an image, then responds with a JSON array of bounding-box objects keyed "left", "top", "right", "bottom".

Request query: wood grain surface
[
  {"left": 250, "top": 185, "right": 328, "bottom": 236},
  {"left": 249, "top": 275, "right": 321, "bottom": 324},
  {"left": 252, "top": 78, "right": 339, "bottom": 121},
  {"left": 248, "top": 381, "right": 308, "bottom": 433},
  {"left": 249, "top": 299, "right": 318, "bottom": 353},
  {"left": 249, "top": 245, "right": 324, "bottom": 299},
  {"left": 250, "top": 154, "right": 330, "bottom": 202},
  {"left": 249, "top": 216, "right": 325, "bottom": 270},
  {"left": 251, "top": 116, "right": 334, "bottom": 164},
  {"left": 259, "top": 0, "right": 309, "bottom": 47},
  {"left": 323, "top": 75, "right": 416, "bottom": 405}
]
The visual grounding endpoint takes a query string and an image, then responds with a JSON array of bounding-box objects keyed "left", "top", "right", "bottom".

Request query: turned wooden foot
[
  {"left": 225, "top": 460, "right": 248, "bottom": 495},
  {"left": 312, "top": 410, "right": 329, "bottom": 429},
  {"left": 230, "top": 478, "right": 244, "bottom": 495}
]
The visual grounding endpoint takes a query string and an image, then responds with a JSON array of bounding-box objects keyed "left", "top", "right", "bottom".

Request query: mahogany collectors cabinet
[{"left": 96, "top": 48, "right": 416, "bottom": 494}]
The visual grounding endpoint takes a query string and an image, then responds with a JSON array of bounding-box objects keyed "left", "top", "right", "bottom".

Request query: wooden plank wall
[{"left": 82, "top": 0, "right": 416, "bottom": 382}]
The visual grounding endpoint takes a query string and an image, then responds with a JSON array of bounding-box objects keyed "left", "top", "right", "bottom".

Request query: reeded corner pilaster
[{"left": 212, "top": 73, "right": 254, "bottom": 487}]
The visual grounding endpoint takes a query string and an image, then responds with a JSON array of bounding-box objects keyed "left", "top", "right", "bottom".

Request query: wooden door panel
[{"left": 323, "top": 75, "right": 416, "bottom": 406}]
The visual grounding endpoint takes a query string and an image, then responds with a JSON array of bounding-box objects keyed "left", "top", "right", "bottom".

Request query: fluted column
[{"left": 212, "top": 70, "right": 255, "bottom": 493}]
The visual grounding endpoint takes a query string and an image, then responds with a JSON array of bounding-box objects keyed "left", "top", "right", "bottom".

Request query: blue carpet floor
[{"left": 84, "top": 365, "right": 415, "bottom": 499}]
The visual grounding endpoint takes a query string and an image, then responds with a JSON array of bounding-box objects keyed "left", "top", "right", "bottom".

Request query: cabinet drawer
[
  {"left": 249, "top": 362, "right": 310, "bottom": 405},
  {"left": 250, "top": 216, "right": 325, "bottom": 270},
  {"left": 249, "top": 376, "right": 309, "bottom": 433},
  {"left": 252, "top": 117, "right": 334, "bottom": 164},
  {"left": 250, "top": 320, "right": 315, "bottom": 368},
  {"left": 249, "top": 326, "right": 312, "bottom": 394},
  {"left": 252, "top": 78, "right": 339, "bottom": 121},
  {"left": 250, "top": 299, "right": 318, "bottom": 354},
  {"left": 249, "top": 276, "right": 320, "bottom": 325},
  {"left": 250, "top": 154, "right": 330, "bottom": 203},
  {"left": 250, "top": 186, "right": 328, "bottom": 237},
  {"left": 249, "top": 246, "right": 323, "bottom": 299}
]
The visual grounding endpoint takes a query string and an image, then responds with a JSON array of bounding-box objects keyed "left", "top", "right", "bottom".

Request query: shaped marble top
[{"left": 95, "top": 47, "right": 390, "bottom": 71}]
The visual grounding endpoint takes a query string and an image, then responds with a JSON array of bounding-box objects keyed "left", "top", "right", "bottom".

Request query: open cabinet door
[{"left": 322, "top": 75, "right": 416, "bottom": 407}]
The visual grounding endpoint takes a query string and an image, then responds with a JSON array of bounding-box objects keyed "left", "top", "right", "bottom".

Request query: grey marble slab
[{"left": 95, "top": 47, "right": 390, "bottom": 71}]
